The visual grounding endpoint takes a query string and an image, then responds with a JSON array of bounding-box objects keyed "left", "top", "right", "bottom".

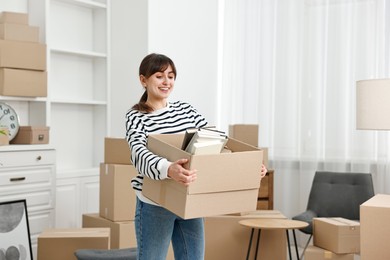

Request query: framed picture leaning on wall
[{"left": 0, "top": 199, "right": 33, "bottom": 260}]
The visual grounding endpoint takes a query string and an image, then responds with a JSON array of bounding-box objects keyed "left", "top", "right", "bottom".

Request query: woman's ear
[{"left": 140, "top": 75, "right": 147, "bottom": 87}]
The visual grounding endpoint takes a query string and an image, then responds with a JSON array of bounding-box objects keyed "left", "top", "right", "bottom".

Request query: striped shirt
[{"left": 125, "top": 101, "right": 207, "bottom": 202}]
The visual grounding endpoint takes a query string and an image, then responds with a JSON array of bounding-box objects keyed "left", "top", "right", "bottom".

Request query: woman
[{"left": 126, "top": 53, "right": 267, "bottom": 260}]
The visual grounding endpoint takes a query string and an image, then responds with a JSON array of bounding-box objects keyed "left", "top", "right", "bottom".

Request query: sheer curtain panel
[{"left": 219, "top": 0, "right": 390, "bottom": 217}]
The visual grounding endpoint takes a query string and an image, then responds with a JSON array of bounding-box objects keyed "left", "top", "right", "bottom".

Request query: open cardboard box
[{"left": 143, "top": 134, "right": 263, "bottom": 219}]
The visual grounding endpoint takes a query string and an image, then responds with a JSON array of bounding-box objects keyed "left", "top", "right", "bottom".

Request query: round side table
[{"left": 239, "top": 218, "right": 309, "bottom": 260}]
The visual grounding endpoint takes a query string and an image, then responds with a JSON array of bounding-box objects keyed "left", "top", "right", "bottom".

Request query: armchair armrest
[{"left": 292, "top": 210, "right": 317, "bottom": 234}]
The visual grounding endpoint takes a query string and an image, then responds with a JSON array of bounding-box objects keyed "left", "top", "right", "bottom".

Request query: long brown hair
[{"left": 132, "top": 53, "right": 177, "bottom": 112}]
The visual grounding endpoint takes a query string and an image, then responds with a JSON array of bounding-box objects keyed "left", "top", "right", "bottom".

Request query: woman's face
[{"left": 141, "top": 65, "right": 175, "bottom": 105}]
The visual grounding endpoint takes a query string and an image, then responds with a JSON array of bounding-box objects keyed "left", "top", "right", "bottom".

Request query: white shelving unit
[
  {"left": 1, "top": 0, "right": 110, "bottom": 228},
  {"left": 47, "top": 0, "right": 110, "bottom": 176}
]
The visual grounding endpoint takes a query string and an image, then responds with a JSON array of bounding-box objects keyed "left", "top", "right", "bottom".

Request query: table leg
[
  {"left": 292, "top": 229, "right": 300, "bottom": 260},
  {"left": 246, "top": 228, "right": 254, "bottom": 260},
  {"left": 286, "top": 230, "right": 292, "bottom": 260},
  {"left": 254, "top": 229, "right": 261, "bottom": 260}
]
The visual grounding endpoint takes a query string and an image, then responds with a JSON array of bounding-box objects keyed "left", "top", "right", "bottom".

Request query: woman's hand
[
  {"left": 260, "top": 164, "right": 267, "bottom": 178},
  {"left": 168, "top": 158, "right": 197, "bottom": 186}
]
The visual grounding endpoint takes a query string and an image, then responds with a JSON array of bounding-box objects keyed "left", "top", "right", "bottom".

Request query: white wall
[
  {"left": 110, "top": 0, "right": 220, "bottom": 137},
  {"left": 110, "top": 0, "right": 149, "bottom": 137},
  {"left": 148, "top": 0, "right": 219, "bottom": 126}
]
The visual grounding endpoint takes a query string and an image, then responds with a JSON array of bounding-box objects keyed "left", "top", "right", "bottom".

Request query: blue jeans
[{"left": 135, "top": 197, "right": 205, "bottom": 260}]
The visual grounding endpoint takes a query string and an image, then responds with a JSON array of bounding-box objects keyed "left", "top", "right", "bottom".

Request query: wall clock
[{"left": 0, "top": 102, "right": 20, "bottom": 141}]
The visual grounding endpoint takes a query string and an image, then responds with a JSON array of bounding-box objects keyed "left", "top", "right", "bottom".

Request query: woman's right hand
[{"left": 168, "top": 158, "right": 197, "bottom": 186}]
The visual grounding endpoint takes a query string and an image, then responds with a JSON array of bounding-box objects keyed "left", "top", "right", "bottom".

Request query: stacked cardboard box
[
  {"left": 82, "top": 137, "right": 176, "bottom": 259},
  {"left": 82, "top": 137, "right": 137, "bottom": 249},
  {"left": 0, "top": 11, "right": 47, "bottom": 97},
  {"left": 305, "top": 217, "right": 359, "bottom": 260}
]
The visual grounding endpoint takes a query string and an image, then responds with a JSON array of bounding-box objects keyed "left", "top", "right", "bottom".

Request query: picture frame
[{"left": 0, "top": 199, "right": 33, "bottom": 260}]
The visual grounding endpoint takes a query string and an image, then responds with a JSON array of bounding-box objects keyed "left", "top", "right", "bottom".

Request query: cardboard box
[
  {"left": 228, "top": 125, "right": 268, "bottom": 168},
  {"left": 99, "top": 163, "right": 137, "bottom": 221},
  {"left": 313, "top": 217, "right": 360, "bottom": 254},
  {"left": 304, "top": 245, "right": 354, "bottom": 260},
  {"left": 104, "top": 137, "right": 132, "bottom": 164},
  {"left": 37, "top": 228, "right": 110, "bottom": 260},
  {"left": 0, "top": 68, "right": 47, "bottom": 97},
  {"left": 0, "top": 23, "right": 39, "bottom": 42},
  {"left": 143, "top": 133, "right": 263, "bottom": 219},
  {"left": 0, "top": 12, "right": 28, "bottom": 25},
  {"left": 0, "top": 40, "right": 46, "bottom": 70},
  {"left": 11, "top": 126, "right": 49, "bottom": 144},
  {"left": 229, "top": 124, "right": 259, "bottom": 147},
  {"left": 205, "top": 210, "right": 287, "bottom": 260},
  {"left": 82, "top": 213, "right": 136, "bottom": 249},
  {"left": 360, "top": 194, "right": 390, "bottom": 260}
]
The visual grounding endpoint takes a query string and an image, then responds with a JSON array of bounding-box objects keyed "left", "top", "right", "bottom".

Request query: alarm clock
[{"left": 0, "top": 102, "right": 20, "bottom": 141}]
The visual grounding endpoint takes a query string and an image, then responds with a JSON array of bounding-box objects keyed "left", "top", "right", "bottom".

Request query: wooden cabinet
[
  {"left": 0, "top": 146, "right": 56, "bottom": 259},
  {"left": 55, "top": 174, "right": 99, "bottom": 228},
  {"left": 257, "top": 169, "right": 274, "bottom": 210}
]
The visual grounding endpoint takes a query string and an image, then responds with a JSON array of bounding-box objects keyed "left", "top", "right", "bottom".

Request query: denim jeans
[{"left": 135, "top": 197, "right": 205, "bottom": 260}]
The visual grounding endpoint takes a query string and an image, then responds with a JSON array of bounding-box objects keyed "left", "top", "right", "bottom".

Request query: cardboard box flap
[
  {"left": 148, "top": 133, "right": 191, "bottom": 162},
  {"left": 225, "top": 137, "right": 259, "bottom": 152}
]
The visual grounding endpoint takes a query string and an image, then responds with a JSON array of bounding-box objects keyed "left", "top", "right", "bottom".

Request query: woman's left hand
[{"left": 260, "top": 164, "right": 267, "bottom": 178}]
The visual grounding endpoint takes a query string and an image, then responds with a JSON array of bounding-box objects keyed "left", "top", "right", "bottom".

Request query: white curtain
[{"left": 219, "top": 0, "right": 390, "bottom": 218}]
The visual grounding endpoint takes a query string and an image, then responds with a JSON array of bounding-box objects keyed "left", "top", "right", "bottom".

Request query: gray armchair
[{"left": 292, "top": 171, "right": 375, "bottom": 256}]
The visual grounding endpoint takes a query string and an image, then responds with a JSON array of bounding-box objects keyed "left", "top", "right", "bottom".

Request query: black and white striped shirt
[{"left": 125, "top": 101, "right": 207, "bottom": 198}]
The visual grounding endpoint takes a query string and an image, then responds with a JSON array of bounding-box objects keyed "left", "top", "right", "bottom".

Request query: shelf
[
  {"left": 53, "top": 0, "right": 107, "bottom": 9},
  {"left": 0, "top": 96, "right": 47, "bottom": 102},
  {"left": 51, "top": 47, "right": 107, "bottom": 58},
  {"left": 0, "top": 144, "right": 54, "bottom": 152},
  {"left": 51, "top": 99, "right": 107, "bottom": 105}
]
